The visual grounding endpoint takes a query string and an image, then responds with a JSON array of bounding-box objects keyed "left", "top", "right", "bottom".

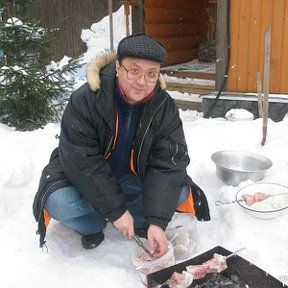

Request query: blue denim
[{"left": 44, "top": 172, "right": 189, "bottom": 236}]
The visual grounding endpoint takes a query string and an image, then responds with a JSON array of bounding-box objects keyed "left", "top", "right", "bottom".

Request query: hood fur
[{"left": 86, "top": 52, "right": 166, "bottom": 91}]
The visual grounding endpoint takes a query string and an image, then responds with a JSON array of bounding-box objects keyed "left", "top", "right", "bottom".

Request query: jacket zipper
[
  {"left": 104, "top": 108, "right": 118, "bottom": 159},
  {"left": 135, "top": 95, "right": 167, "bottom": 175},
  {"left": 104, "top": 134, "right": 114, "bottom": 158}
]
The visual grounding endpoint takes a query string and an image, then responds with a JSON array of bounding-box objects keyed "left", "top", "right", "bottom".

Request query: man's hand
[
  {"left": 113, "top": 210, "right": 134, "bottom": 239},
  {"left": 147, "top": 224, "right": 168, "bottom": 258}
]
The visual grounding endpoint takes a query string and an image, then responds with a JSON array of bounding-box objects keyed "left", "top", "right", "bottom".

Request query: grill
[{"left": 147, "top": 246, "right": 287, "bottom": 288}]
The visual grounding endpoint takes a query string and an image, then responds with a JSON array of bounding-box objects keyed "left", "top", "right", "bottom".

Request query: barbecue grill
[{"left": 147, "top": 246, "right": 287, "bottom": 288}]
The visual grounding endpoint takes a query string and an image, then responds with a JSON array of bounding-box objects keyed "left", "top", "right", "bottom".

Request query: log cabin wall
[
  {"left": 143, "top": 0, "right": 209, "bottom": 66},
  {"left": 227, "top": 0, "right": 288, "bottom": 94}
]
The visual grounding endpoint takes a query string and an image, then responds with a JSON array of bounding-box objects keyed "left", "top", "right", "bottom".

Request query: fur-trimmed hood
[{"left": 86, "top": 52, "right": 167, "bottom": 92}]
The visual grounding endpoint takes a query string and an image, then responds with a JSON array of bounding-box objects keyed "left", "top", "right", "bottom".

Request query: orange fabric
[
  {"left": 104, "top": 151, "right": 112, "bottom": 159},
  {"left": 43, "top": 208, "right": 51, "bottom": 228},
  {"left": 176, "top": 186, "right": 196, "bottom": 215},
  {"left": 104, "top": 111, "right": 118, "bottom": 160},
  {"left": 112, "top": 111, "right": 119, "bottom": 149},
  {"left": 129, "top": 149, "right": 138, "bottom": 175}
]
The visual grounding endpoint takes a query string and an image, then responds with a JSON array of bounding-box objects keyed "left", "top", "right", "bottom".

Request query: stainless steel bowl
[{"left": 211, "top": 150, "right": 273, "bottom": 186}]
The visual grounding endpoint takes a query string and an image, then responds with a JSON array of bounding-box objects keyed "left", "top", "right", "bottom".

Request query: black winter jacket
[{"left": 33, "top": 53, "right": 210, "bottom": 248}]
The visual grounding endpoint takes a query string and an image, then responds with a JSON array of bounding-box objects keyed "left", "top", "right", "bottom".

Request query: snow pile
[
  {"left": 225, "top": 108, "right": 254, "bottom": 121},
  {"left": 80, "top": 5, "right": 130, "bottom": 63}
]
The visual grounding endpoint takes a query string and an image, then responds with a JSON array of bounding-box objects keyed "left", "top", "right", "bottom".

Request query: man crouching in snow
[{"left": 33, "top": 34, "right": 210, "bottom": 258}]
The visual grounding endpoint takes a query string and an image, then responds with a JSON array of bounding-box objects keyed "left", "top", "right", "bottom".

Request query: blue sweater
[{"left": 107, "top": 84, "right": 144, "bottom": 173}]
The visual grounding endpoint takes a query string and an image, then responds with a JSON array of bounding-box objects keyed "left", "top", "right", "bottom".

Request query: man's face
[{"left": 116, "top": 57, "right": 160, "bottom": 104}]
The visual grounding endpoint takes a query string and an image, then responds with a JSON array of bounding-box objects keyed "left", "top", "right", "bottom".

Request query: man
[{"left": 33, "top": 34, "right": 210, "bottom": 258}]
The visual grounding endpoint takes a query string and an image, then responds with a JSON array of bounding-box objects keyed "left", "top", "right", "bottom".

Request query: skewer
[
  {"left": 215, "top": 192, "right": 288, "bottom": 206},
  {"left": 225, "top": 247, "right": 246, "bottom": 259}
]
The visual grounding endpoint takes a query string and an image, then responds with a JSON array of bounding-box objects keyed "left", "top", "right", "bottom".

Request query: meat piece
[
  {"left": 186, "top": 264, "right": 209, "bottom": 279},
  {"left": 168, "top": 271, "right": 193, "bottom": 288},
  {"left": 207, "top": 253, "right": 228, "bottom": 273},
  {"left": 166, "top": 253, "right": 228, "bottom": 288},
  {"left": 241, "top": 192, "right": 271, "bottom": 206},
  {"left": 254, "top": 192, "right": 270, "bottom": 202},
  {"left": 135, "top": 251, "right": 154, "bottom": 262},
  {"left": 241, "top": 194, "right": 255, "bottom": 206},
  {"left": 186, "top": 253, "right": 227, "bottom": 278}
]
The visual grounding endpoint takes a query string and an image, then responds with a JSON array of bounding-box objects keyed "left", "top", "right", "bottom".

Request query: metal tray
[{"left": 147, "top": 246, "right": 287, "bottom": 288}]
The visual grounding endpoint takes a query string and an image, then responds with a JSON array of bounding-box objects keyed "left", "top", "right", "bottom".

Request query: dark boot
[{"left": 81, "top": 232, "right": 104, "bottom": 249}]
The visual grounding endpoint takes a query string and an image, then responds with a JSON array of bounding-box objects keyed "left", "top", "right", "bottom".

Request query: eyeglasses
[{"left": 120, "top": 64, "right": 160, "bottom": 83}]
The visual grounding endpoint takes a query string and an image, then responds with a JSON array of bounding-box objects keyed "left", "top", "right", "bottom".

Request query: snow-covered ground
[
  {"left": 1, "top": 5, "right": 288, "bottom": 288},
  {"left": 1, "top": 113, "right": 288, "bottom": 288}
]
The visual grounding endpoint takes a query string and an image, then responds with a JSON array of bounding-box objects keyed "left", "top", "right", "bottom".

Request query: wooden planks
[
  {"left": 237, "top": 0, "right": 250, "bottom": 91},
  {"left": 161, "top": 70, "right": 215, "bottom": 81},
  {"left": 145, "top": 23, "right": 207, "bottom": 38},
  {"left": 280, "top": 2, "right": 288, "bottom": 93},
  {"left": 144, "top": 0, "right": 209, "bottom": 66},
  {"left": 227, "top": 0, "right": 240, "bottom": 91},
  {"left": 227, "top": 0, "right": 288, "bottom": 94},
  {"left": 174, "top": 99, "right": 202, "bottom": 112},
  {"left": 144, "top": 0, "right": 207, "bottom": 9},
  {"left": 158, "top": 36, "right": 203, "bottom": 52},
  {"left": 270, "top": 0, "right": 285, "bottom": 93},
  {"left": 37, "top": 0, "right": 121, "bottom": 60},
  {"left": 165, "top": 82, "right": 214, "bottom": 94},
  {"left": 165, "top": 50, "right": 199, "bottom": 66},
  {"left": 144, "top": 8, "right": 205, "bottom": 24},
  {"left": 246, "top": 0, "right": 262, "bottom": 91}
]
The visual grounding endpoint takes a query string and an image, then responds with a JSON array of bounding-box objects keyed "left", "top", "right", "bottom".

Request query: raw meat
[
  {"left": 168, "top": 271, "right": 193, "bottom": 288},
  {"left": 167, "top": 253, "right": 227, "bottom": 288},
  {"left": 241, "top": 192, "right": 271, "bottom": 206}
]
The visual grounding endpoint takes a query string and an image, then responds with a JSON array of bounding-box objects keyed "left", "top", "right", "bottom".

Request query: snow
[
  {"left": 163, "top": 74, "right": 215, "bottom": 86},
  {"left": 163, "top": 59, "right": 216, "bottom": 74},
  {"left": 46, "top": 56, "right": 73, "bottom": 71},
  {"left": 224, "top": 108, "right": 254, "bottom": 121},
  {"left": 5, "top": 17, "right": 23, "bottom": 27},
  {"left": 80, "top": 5, "right": 131, "bottom": 63},
  {"left": 1, "top": 6, "right": 288, "bottom": 288}
]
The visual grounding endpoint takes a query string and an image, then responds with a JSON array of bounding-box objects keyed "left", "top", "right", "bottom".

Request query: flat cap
[{"left": 117, "top": 34, "right": 167, "bottom": 63}]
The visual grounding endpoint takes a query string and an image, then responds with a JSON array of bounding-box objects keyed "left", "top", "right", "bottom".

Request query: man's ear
[{"left": 115, "top": 60, "right": 120, "bottom": 75}]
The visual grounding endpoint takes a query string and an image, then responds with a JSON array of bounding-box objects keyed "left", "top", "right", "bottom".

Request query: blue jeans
[{"left": 44, "top": 172, "right": 189, "bottom": 236}]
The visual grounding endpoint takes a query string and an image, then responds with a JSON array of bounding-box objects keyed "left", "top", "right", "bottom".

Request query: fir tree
[{"left": 0, "top": 2, "right": 82, "bottom": 130}]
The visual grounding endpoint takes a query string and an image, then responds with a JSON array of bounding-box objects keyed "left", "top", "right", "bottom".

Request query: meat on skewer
[
  {"left": 167, "top": 271, "right": 193, "bottom": 288},
  {"left": 168, "top": 253, "right": 228, "bottom": 288},
  {"left": 253, "top": 192, "right": 270, "bottom": 202},
  {"left": 241, "top": 192, "right": 270, "bottom": 206},
  {"left": 186, "top": 253, "right": 227, "bottom": 278}
]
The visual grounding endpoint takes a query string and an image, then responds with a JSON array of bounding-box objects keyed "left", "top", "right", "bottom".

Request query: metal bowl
[
  {"left": 236, "top": 182, "right": 288, "bottom": 219},
  {"left": 211, "top": 150, "right": 272, "bottom": 186}
]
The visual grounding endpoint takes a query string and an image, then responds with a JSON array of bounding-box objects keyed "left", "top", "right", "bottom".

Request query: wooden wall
[
  {"left": 143, "top": 0, "right": 209, "bottom": 66},
  {"left": 37, "top": 0, "right": 121, "bottom": 61},
  {"left": 227, "top": 0, "right": 288, "bottom": 94}
]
